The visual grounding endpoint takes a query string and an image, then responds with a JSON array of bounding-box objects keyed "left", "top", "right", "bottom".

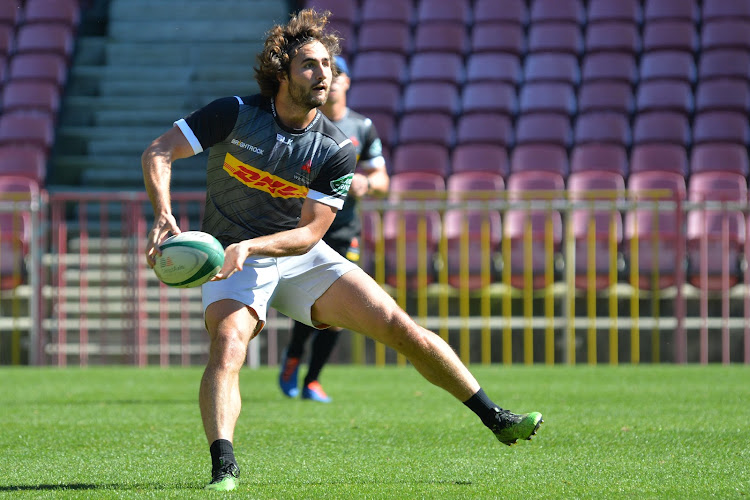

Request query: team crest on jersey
[
  {"left": 223, "top": 153, "right": 308, "bottom": 198},
  {"left": 330, "top": 173, "right": 354, "bottom": 196}
]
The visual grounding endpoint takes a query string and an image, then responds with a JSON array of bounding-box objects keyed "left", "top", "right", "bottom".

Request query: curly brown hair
[{"left": 254, "top": 8, "right": 342, "bottom": 98}]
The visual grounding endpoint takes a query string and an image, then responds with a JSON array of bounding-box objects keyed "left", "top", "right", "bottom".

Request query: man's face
[
  {"left": 286, "top": 41, "right": 332, "bottom": 109},
  {"left": 326, "top": 73, "right": 350, "bottom": 104}
]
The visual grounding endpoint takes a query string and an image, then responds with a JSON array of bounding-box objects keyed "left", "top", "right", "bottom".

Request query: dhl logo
[{"left": 223, "top": 153, "right": 308, "bottom": 199}]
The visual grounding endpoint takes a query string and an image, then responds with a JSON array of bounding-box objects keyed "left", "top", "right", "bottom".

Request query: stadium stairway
[{"left": 50, "top": 0, "right": 291, "bottom": 189}]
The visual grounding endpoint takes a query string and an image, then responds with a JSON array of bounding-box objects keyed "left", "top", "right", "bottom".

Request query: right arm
[{"left": 141, "top": 126, "right": 196, "bottom": 267}]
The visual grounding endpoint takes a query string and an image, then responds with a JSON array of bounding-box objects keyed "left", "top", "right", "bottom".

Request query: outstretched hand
[{"left": 211, "top": 240, "right": 251, "bottom": 281}]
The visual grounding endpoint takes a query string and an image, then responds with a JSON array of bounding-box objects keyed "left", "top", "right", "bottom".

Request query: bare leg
[
  {"left": 200, "top": 299, "right": 260, "bottom": 444},
  {"left": 311, "top": 269, "right": 480, "bottom": 401}
]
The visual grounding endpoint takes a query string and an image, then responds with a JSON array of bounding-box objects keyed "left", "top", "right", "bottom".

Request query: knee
[{"left": 208, "top": 327, "right": 249, "bottom": 371}]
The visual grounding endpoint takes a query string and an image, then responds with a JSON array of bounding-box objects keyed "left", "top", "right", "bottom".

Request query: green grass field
[{"left": 1, "top": 365, "right": 748, "bottom": 499}]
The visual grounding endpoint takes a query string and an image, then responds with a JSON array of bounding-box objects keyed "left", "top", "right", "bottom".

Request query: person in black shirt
[
  {"left": 278, "top": 55, "right": 389, "bottom": 403},
  {"left": 141, "top": 8, "right": 542, "bottom": 492}
]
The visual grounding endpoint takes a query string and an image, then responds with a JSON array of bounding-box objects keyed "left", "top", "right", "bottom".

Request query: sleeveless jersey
[
  {"left": 175, "top": 94, "right": 357, "bottom": 247},
  {"left": 324, "top": 107, "right": 385, "bottom": 244}
]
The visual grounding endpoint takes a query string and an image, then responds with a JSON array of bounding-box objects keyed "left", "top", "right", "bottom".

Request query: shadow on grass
[{"left": 0, "top": 482, "right": 194, "bottom": 492}]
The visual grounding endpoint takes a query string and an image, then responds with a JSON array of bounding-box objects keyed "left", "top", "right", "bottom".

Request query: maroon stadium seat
[
  {"left": 568, "top": 169, "right": 626, "bottom": 290},
  {"left": 624, "top": 171, "right": 687, "bottom": 289},
  {"left": 470, "top": 22, "right": 524, "bottom": 55},
  {"left": 577, "top": 81, "right": 633, "bottom": 115},
  {"left": 701, "top": 20, "right": 750, "bottom": 52},
  {"left": 305, "top": 0, "right": 357, "bottom": 24},
  {"left": 0, "top": 0, "right": 21, "bottom": 27},
  {"left": 643, "top": 0, "right": 698, "bottom": 23},
  {"left": 365, "top": 111, "right": 396, "bottom": 150},
  {"left": 523, "top": 53, "right": 579, "bottom": 85},
  {"left": 581, "top": 52, "right": 638, "bottom": 84},
  {"left": 526, "top": 23, "right": 583, "bottom": 56},
  {"left": 347, "top": 81, "right": 400, "bottom": 115},
  {"left": 585, "top": 22, "right": 640, "bottom": 54},
  {"left": 691, "top": 143, "right": 749, "bottom": 176},
  {"left": 352, "top": 52, "right": 405, "bottom": 85},
  {"left": 587, "top": 0, "right": 641, "bottom": 25},
  {"left": 327, "top": 19, "right": 355, "bottom": 57},
  {"left": 573, "top": 112, "right": 630, "bottom": 147},
  {"left": 570, "top": 143, "right": 628, "bottom": 176},
  {"left": 23, "top": 0, "right": 81, "bottom": 28},
  {"left": 473, "top": 0, "right": 527, "bottom": 25},
  {"left": 0, "top": 25, "right": 13, "bottom": 57},
  {"left": 515, "top": 113, "right": 572, "bottom": 148},
  {"left": 0, "top": 114, "right": 54, "bottom": 152},
  {"left": 630, "top": 143, "right": 688, "bottom": 175},
  {"left": 360, "top": 0, "right": 413, "bottom": 25},
  {"left": 455, "top": 113, "right": 513, "bottom": 147},
  {"left": 407, "top": 53, "right": 464, "bottom": 85},
  {"left": 632, "top": 111, "right": 690, "bottom": 147},
  {"left": 530, "top": 0, "right": 585, "bottom": 25},
  {"left": 391, "top": 143, "right": 450, "bottom": 177},
  {"left": 465, "top": 53, "right": 522, "bottom": 86},
  {"left": 444, "top": 171, "right": 504, "bottom": 289},
  {"left": 518, "top": 82, "right": 576, "bottom": 116},
  {"left": 686, "top": 171, "right": 747, "bottom": 289},
  {"left": 702, "top": 0, "right": 750, "bottom": 22},
  {"left": 356, "top": 22, "right": 411, "bottom": 54},
  {"left": 693, "top": 111, "right": 750, "bottom": 145},
  {"left": 451, "top": 143, "right": 509, "bottom": 176},
  {"left": 641, "top": 20, "right": 698, "bottom": 53},
  {"left": 639, "top": 51, "right": 696, "bottom": 83},
  {"left": 413, "top": 23, "right": 467, "bottom": 55},
  {"left": 416, "top": 0, "right": 471, "bottom": 25},
  {"left": 698, "top": 50, "right": 750, "bottom": 82},
  {"left": 402, "top": 82, "right": 459, "bottom": 116},
  {"left": 510, "top": 143, "right": 568, "bottom": 176},
  {"left": 504, "top": 170, "right": 565, "bottom": 289},
  {"left": 695, "top": 80, "right": 750, "bottom": 114},
  {"left": 635, "top": 80, "right": 693, "bottom": 115},
  {"left": 396, "top": 112, "right": 454, "bottom": 147},
  {"left": 0, "top": 145, "right": 47, "bottom": 182},
  {"left": 1, "top": 81, "right": 61, "bottom": 117},
  {"left": 8, "top": 53, "right": 68, "bottom": 87},
  {"left": 382, "top": 172, "right": 445, "bottom": 288},
  {"left": 15, "top": 24, "right": 75, "bottom": 61},
  {"left": 461, "top": 82, "right": 516, "bottom": 116}
]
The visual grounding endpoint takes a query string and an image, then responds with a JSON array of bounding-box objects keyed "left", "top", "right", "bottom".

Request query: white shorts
[{"left": 201, "top": 240, "right": 358, "bottom": 330}]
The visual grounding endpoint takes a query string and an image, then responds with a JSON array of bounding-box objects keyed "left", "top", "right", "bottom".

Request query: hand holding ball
[{"left": 152, "top": 231, "right": 225, "bottom": 288}]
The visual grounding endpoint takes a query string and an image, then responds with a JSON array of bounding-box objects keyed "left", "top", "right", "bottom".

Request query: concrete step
[
  {"left": 105, "top": 41, "right": 264, "bottom": 66},
  {"left": 109, "top": 19, "right": 272, "bottom": 42},
  {"left": 109, "top": 0, "right": 288, "bottom": 22},
  {"left": 98, "top": 79, "right": 256, "bottom": 98}
]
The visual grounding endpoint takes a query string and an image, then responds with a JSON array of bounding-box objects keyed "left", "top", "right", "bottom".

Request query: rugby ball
[{"left": 153, "top": 231, "right": 225, "bottom": 288}]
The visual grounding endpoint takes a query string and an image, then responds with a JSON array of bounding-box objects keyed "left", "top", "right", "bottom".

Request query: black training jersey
[
  {"left": 175, "top": 94, "right": 356, "bottom": 247},
  {"left": 325, "top": 107, "right": 385, "bottom": 244}
]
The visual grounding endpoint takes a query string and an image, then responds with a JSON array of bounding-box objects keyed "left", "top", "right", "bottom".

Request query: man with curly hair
[{"left": 142, "top": 8, "right": 542, "bottom": 492}]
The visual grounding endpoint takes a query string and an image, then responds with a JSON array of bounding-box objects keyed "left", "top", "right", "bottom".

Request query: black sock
[
  {"left": 209, "top": 439, "right": 236, "bottom": 471},
  {"left": 463, "top": 388, "right": 500, "bottom": 427},
  {"left": 287, "top": 321, "right": 316, "bottom": 359},
  {"left": 304, "top": 329, "right": 341, "bottom": 385}
]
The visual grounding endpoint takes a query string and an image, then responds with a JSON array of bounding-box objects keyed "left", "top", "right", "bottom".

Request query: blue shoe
[
  {"left": 279, "top": 350, "right": 300, "bottom": 398},
  {"left": 302, "top": 381, "right": 331, "bottom": 403}
]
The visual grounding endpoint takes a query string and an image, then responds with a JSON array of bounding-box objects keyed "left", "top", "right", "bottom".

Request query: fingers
[
  {"left": 210, "top": 243, "right": 245, "bottom": 281},
  {"left": 145, "top": 217, "right": 181, "bottom": 268}
]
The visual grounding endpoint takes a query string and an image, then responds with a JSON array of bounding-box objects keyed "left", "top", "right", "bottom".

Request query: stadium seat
[
  {"left": 356, "top": 22, "right": 411, "bottom": 54},
  {"left": 305, "top": 0, "right": 357, "bottom": 24},
  {"left": 639, "top": 51, "right": 696, "bottom": 84},
  {"left": 382, "top": 172, "right": 445, "bottom": 288},
  {"left": 8, "top": 53, "right": 68, "bottom": 87},
  {"left": 352, "top": 52, "right": 405, "bottom": 85},
  {"left": 632, "top": 111, "right": 690, "bottom": 147},
  {"left": 692, "top": 111, "right": 749, "bottom": 146},
  {"left": 570, "top": 143, "right": 628, "bottom": 176},
  {"left": 416, "top": 0, "right": 471, "bottom": 25},
  {"left": 470, "top": 22, "right": 524, "bottom": 55},
  {"left": 526, "top": 23, "right": 583, "bottom": 56},
  {"left": 635, "top": 80, "right": 693, "bottom": 116},
  {"left": 347, "top": 81, "right": 401, "bottom": 115},
  {"left": 407, "top": 53, "right": 464, "bottom": 85},
  {"left": 585, "top": 22, "right": 640, "bottom": 54},
  {"left": 624, "top": 170, "right": 687, "bottom": 290},
  {"left": 510, "top": 143, "right": 568, "bottom": 176},
  {"left": 444, "top": 171, "right": 504, "bottom": 289},
  {"left": 690, "top": 143, "right": 749, "bottom": 176},
  {"left": 529, "top": 0, "right": 585, "bottom": 25},
  {"left": 391, "top": 143, "right": 450, "bottom": 177},
  {"left": 702, "top": 0, "right": 750, "bottom": 22},
  {"left": 577, "top": 81, "right": 634, "bottom": 115},
  {"left": 413, "top": 23, "right": 467, "bottom": 55},
  {"left": 643, "top": 0, "right": 698, "bottom": 23},
  {"left": 451, "top": 143, "right": 509, "bottom": 177},
  {"left": 518, "top": 82, "right": 576, "bottom": 116},
  {"left": 1, "top": 81, "right": 61, "bottom": 117},
  {"left": 686, "top": 171, "right": 747, "bottom": 289},
  {"left": 0, "top": 145, "right": 47, "bottom": 182},
  {"left": 396, "top": 112, "right": 454, "bottom": 148},
  {"left": 401, "top": 82, "right": 459, "bottom": 116},
  {"left": 0, "top": 114, "right": 55, "bottom": 152},
  {"left": 15, "top": 24, "right": 75, "bottom": 61},
  {"left": 473, "top": 0, "right": 527, "bottom": 25},
  {"left": 455, "top": 113, "right": 513, "bottom": 148},
  {"left": 698, "top": 50, "right": 750, "bottom": 82},
  {"left": 701, "top": 20, "right": 750, "bottom": 52},
  {"left": 641, "top": 20, "right": 698, "bottom": 53},
  {"left": 630, "top": 143, "right": 688, "bottom": 176},
  {"left": 587, "top": 0, "right": 641, "bottom": 24},
  {"left": 465, "top": 53, "right": 522, "bottom": 86},
  {"left": 523, "top": 53, "right": 580, "bottom": 85},
  {"left": 365, "top": 111, "right": 396, "bottom": 150},
  {"left": 581, "top": 52, "right": 638, "bottom": 85},
  {"left": 0, "top": 176, "right": 37, "bottom": 290},
  {"left": 568, "top": 170, "right": 626, "bottom": 290},
  {"left": 23, "top": 0, "right": 81, "bottom": 28},
  {"left": 573, "top": 112, "right": 631, "bottom": 147},
  {"left": 695, "top": 80, "right": 750, "bottom": 114},
  {"left": 0, "top": 24, "right": 14, "bottom": 58},
  {"left": 360, "top": 0, "right": 413, "bottom": 25},
  {"left": 503, "top": 170, "right": 565, "bottom": 289},
  {"left": 327, "top": 20, "right": 355, "bottom": 57},
  {"left": 515, "top": 113, "right": 572, "bottom": 148},
  {"left": 0, "top": 1, "right": 21, "bottom": 27},
  {"left": 461, "top": 82, "right": 517, "bottom": 116}
]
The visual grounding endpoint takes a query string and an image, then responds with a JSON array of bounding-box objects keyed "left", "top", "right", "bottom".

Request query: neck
[
  {"left": 321, "top": 100, "right": 347, "bottom": 122},
  {"left": 273, "top": 95, "right": 318, "bottom": 130}
]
